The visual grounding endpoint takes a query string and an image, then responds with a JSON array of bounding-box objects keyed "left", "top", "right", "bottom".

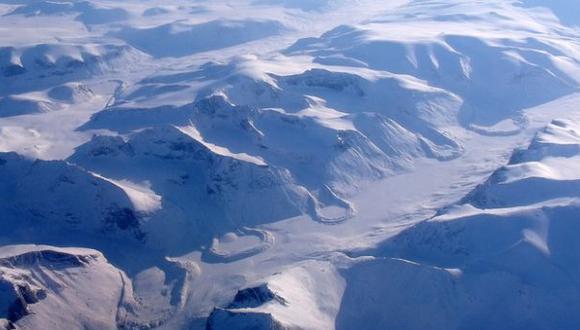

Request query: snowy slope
[
  {"left": 285, "top": 2, "right": 580, "bottom": 127},
  {"left": 1, "top": 0, "right": 580, "bottom": 329},
  {"left": 0, "top": 245, "right": 127, "bottom": 330},
  {"left": 465, "top": 119, "right": 580, "bottom": 207},
  {"left": 338, "top": 118, "right": 580, "bottom": 329},
  {"left": 0, "top": 152, "right": 146, "bottom": 239},
  {"left": 116, "top": 19, "right": 287, "bottom": 58},
  {"left": 69, "top": 124, "right": 314, "bottom": 251}
]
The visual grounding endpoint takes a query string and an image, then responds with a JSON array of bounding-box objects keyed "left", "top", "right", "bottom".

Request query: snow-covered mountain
[
  {"left": 339, "top": 118, "right": 580, "bottom": 329},
  {"left": 0, "top": 152, "right": 144, "bottom": 241},
  {"left": 0, "top": 245, "right": 128, "bottom": 329},
  {"left": 1, "top": 0, "right": 580, "bottom": 329}
]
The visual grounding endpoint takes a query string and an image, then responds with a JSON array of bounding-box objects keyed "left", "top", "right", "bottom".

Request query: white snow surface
[{"left": 1, "top": 0, "right": 580, "bottom": 329}]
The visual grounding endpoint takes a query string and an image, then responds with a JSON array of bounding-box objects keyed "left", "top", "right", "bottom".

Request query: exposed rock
[{"left": 228, "top": 284, "right": 287, "bottom": 309}]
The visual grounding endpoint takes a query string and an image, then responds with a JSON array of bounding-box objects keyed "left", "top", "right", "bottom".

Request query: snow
[
  {"left": 1, "top": 0, "right": 580, "bottom": 329},
  {"left": 340, "top": 112, "right": 580, "bottom": 329},
  {"left": 117, "top": 19, "right": 287, "bottom": 58},
  {"left": 0, "top": 245, "right": 128, "bottom": 329},
  {"left": 98, "top": 177, "right": 163, "bottom": 214}
]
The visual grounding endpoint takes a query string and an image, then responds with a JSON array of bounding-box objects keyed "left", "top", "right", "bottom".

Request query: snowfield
[{"left": 1, "top": 0, "right": 580, "bottom": 329}]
